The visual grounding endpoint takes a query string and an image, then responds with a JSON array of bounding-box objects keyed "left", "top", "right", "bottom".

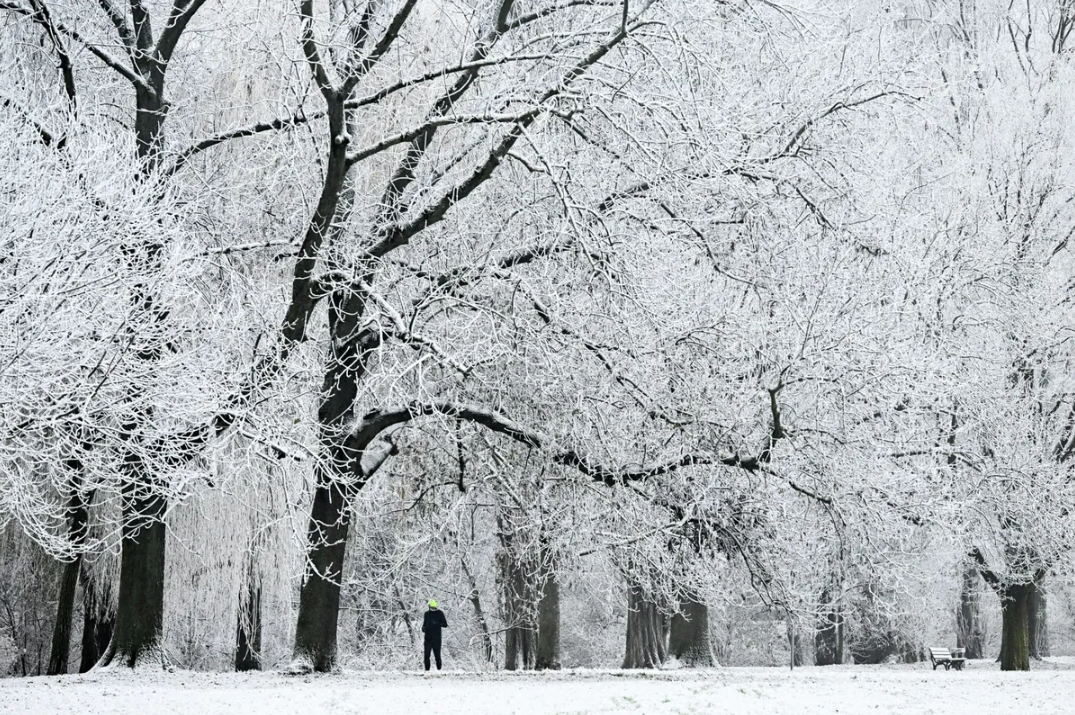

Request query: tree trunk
[
  {"left": 78, "top": 573, "right": 114, "bottom": 673},
  {"left": 957, "top": 566, "right": 985, "bottom": 659},
  {"left": 999, "top": 583, "right": 1031, "bottom": 671},
  {"left": 814, "top": 588, "right": 843, "bottom": 666},
  {"left": 622, "top": 583, "right": 666, "bottom": 669},
  {"left": 47, "top": 557, "right": 81, "bottom": 675},
  {"left": 292, "top": 478, "right": 351, "bottom": 672},
  {"left": 1028, "top": 580, "right": 1048, "bottom": 660},
  {"left": 91, "top": 56, "right": 173, "bottom": 670},
  {"left": 535, "top": 568, "right": 560, "bottom": 670},
  {"left": 502, "top": 549, "right": 535, "bottom": 671},
  {"left": 47, "top": 479, "right": 91, "bottom": 675},
  {"left": 668, "top": 592, "right": 715, "bottom": 667},
  {"left": 235, "top": 582, "right": 262, "bottom": 671},
  {"left": 289, "top": 168, "right": 376, "bottom": 670},
  {"left": 504, "top": 625, "right": 535, "bottom": 671},
  {"left": 98, "top": 484, "right": 167, "bottom": 668},
  {"left": 80, "top": 608, "right": 114, "bottom": 674}
]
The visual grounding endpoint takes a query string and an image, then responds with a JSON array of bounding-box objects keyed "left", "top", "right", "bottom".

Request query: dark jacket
[{"left": 422, "top": 609, "right": 448, "bottom": 638}]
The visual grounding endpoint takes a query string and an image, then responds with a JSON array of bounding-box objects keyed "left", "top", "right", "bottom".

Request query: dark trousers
[{"left": 423, "top": 633, "right": 442, "bottom": 670}]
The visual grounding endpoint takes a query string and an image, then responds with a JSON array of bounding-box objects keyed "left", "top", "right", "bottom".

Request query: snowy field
[{"left": 3, "top": 661, "right": 1075, "bottom": 715}]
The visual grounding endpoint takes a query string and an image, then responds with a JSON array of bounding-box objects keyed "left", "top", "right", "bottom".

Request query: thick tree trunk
[
  {"left": 999, "top": 583, "right": 1031, "bottom": 671},
  {"left": 291, "top": 243, "right": 375, "bottom": 672},
  {"left": 814, "top": 614, "right": 844, "bottom": 665},
  {"left": 98, "top": 484, "right": 167, "bottom": 668},
  {"left": 1028, "top": 581, "right": 1048, "bottom": 660},
  {"left": 668, "top": 592, "right": 715, "bottom": 667},
  {"left": 814, "top": 589, "right": 843, "bottom": 666},
  {"left": 47, "top": 557, "right": 81, "bottom": 675},
  {"left": 104, "top": 81, "right": 173, "bottom": 670},
  {"left": 288, "top": 118, "right": 377, "bottom": 665},
  {"left": 78, "top": 572, "right": 113, "bottom": 673},
  {"left": 235, "top": 582, "right": 262, "bottom": 671},
  {"left": 502, "top": 550, "right": 535, "bottom": 671},
  {"left": 79, "top": 606, "right": 114, "bottom": 673},
  {"left": 292, "top": 478, "right": 351, "bottom": 672},
  {"left": 622, "top": 584, "right": 666, "bottom": 669},
  {"left": 535, "top": 568, "right": 560, "bottom": 670},
  {"left": 504, "top": 625, "right": 535, "bottom": 670},
  {"left": 90, "top": 54, "right": 174, "bottom": 670},
  {"left": 957, "top": 566, "right": 985, "bottom": 659}
]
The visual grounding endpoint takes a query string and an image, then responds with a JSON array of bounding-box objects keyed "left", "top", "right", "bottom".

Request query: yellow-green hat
[{"left": 428, "top": 599, "right": 437, "bottom": 608}]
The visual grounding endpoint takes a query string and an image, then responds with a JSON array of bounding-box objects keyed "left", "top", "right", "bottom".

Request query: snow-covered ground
[{"left": 3, "top": 661, "right": 1073, "bottom": 715}]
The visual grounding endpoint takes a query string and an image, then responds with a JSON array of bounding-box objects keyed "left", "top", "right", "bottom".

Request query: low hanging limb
[{"left": 348, "top": 400, "right": 779, "bottom": 487}]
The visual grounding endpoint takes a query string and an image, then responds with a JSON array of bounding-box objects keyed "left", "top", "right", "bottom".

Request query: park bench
[{"left": 929, "top": 647, "right": 966, "bottom": 671}]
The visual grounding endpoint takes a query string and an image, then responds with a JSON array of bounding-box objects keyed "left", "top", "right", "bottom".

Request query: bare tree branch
[{"left": 0, "top": 0, "right": 150, "bottom": 91}]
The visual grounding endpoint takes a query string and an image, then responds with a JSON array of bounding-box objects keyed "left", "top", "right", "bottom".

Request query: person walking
[{"left": 422, "top": 599, "right": 449, "bottom": 671}]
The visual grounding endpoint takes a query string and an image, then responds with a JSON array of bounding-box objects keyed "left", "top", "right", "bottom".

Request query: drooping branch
[
  {"left": 393, "top": 237, "right": 575, "bottom": 292},
  {"left": 166, "top": 110, "right": 319, "bottom": 176},
  {"left": 522, "top": 285, "right": 691, "bottom": 427},
  {"left": 394, "top": 176, "right": 656, "bottom": 297},
  {"left": 348, "top": 401, "right": 767, "bottom": 487},
  {"left": 355, "top": 278, "right": 469, "bottom": 374},
  {"left": 785, "top": 477, "right": 833, "bottom": 506}
]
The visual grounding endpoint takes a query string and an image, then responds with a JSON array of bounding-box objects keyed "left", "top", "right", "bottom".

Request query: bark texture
[
  {"left": 47, "top": 558, "right": 81, "bottom": 675},
  {"left": 814, "top": 589, "right": 843, "bottom": 666},
  {"left": 289, "top": 109, "right": 372, "bottom": 670},
  {"left": 999, "top": 583, "right": 1031, "bottom": 671},
  {"left": 971, "top": 548, "right": 1037, "bottom": 672},
  {"left": 535, "top": 568, "right": 561, "bottom": 670},
  {"left": 78, "top": 575, "right": 114, "bottom": 673},
  {"left": 293, "top": 479, "right": 351, "bottom": 672},
  {"left": 47, "top": 480, "right": 91, "bottom": 675},
  {"left": 668, "top": 593, "right": 715, "bottom": 667},
  {"left": 790, "top": 630, "right": 805, "bottom": 667},
  {"left": 101, "top": 36, "right": 181, "bottom": 668},
  {"left": 502, "top": 550, "right": 536, "bottom": 671},
  {"left": 98, "top": 486, "right": 166, "bottom": 668},
  {"left": 622, "top": 584, "right": 666, "bottom": 669}
]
